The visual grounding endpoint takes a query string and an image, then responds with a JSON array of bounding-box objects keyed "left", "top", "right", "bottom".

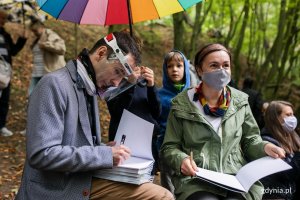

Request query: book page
[
  {"left": 196, "top": 168, "right": 245, "bottom": 192},
  {"left": 118, "top": 156, "right": 154, "bottom": 170},
  {"left": 114, "top": 109, "right": 154, "bottom": 160},
  {"left": 236, "top": 156, "right": 292, "bottom": 192}
]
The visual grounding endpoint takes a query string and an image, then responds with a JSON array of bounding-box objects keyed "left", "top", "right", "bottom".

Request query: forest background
[{"left": 0, "top": 0, "right": 300, "bottom": 199}]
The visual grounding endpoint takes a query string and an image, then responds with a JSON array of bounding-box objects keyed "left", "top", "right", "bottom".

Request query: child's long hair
[{"left": 264, "top": 101, "right": 300, "bottom": 154}]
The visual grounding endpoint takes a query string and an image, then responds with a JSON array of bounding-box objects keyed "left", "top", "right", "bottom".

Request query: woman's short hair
[{"left": 194, "top": 43, "right": 231, "bottom": 70}]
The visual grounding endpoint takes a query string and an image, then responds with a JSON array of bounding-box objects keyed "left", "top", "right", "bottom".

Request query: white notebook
[
  {"left": 94, "top": 109, "right": 154, "bottom": 184},
  {"left": 195, "top": 156, "right": 292, "bottom": 193}
]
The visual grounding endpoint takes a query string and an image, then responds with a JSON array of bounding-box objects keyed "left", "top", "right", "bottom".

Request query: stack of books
[{"left": 94, "top": 109, "right": 155, "bottom": 185}]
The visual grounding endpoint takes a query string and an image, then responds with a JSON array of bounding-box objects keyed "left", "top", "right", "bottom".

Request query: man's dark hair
[{"left": 90, "top": 31, "right": 142, "bottom": 65}]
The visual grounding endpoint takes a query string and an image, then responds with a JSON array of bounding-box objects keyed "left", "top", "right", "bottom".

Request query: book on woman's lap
[
  {"left": 94, "top": 109, "right": 154, "bottom": 185},
  {"left": 195, "top": 156, "right": 292, "bottom": 193}
]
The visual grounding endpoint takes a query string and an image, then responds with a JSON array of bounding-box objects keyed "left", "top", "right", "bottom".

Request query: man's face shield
[{"left": 98, "top": 33, "right": 141, "bottom": 101}]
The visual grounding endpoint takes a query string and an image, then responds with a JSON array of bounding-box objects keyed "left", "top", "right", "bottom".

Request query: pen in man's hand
[{"left": 120, "top": 134, "right": 126, "bottom": 145}]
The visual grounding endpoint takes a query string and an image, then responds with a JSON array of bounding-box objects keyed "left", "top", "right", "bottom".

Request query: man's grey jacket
[{"left": 16, "top": 61, "right": 113, "bottom": 199}]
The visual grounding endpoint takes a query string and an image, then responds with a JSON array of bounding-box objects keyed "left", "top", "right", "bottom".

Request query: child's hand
[{"left": 140, "top": 66, "right": 154, "bottom": 87}]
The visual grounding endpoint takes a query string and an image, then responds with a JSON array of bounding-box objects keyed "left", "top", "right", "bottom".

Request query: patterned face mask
[{"left": 282, "top": 116, "right": 298, "bottom": 133}]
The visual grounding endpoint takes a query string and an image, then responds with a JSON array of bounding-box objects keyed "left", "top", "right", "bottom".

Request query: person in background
[
  {"left": 157, "top": 50, "right": 191, "bottom": 194},
  {"left": 16, "top": 31, "right": 173, "bottom": 200},
  {"left": 20, "top": 18, "right": 66, "bottom": 136},
  {"left": 106, "top": 63, "right": 161, "bottom": 174},
  {"left": 242, "top": 77, "right": 264, "bottom": 129},
  {"left": 28, "top": 18, "right": 66, "bottom": 95},
  {"left": 0, "top": 9, "right": 27, "bottom": 137},
  {"left": 260, "top": 101, "right": 300, "bottom": 200},
  {"left": 160, "top": 43, "right": 286, "bottom": 200},
  {"left": 188, "top": 60, "right": 200, "bottom": 87}
]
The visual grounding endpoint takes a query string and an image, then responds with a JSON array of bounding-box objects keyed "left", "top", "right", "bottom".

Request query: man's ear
[{"left": 96, "top": 46, "right": 108, "bottom": 61}]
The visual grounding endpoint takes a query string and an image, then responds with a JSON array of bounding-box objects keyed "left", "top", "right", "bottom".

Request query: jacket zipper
[
  {"left": 219, "top": 125, "right": 223, "bottom": 173},
  {"left": 229, "top": 154, "right": 239, "bottom": 172},
  {"left": 200, "top": 153, "right": 206, "bottom": 168}
]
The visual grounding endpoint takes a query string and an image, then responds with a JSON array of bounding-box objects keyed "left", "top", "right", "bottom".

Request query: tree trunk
[
  {"left": 233, "top": 0, "right": 250, "bottom": 83},
  {"left": 173, "top": 12, "right": 185, "bottom": 53},
  {"left": 188, "top": 0, "right": 213, "bottom": 59}
]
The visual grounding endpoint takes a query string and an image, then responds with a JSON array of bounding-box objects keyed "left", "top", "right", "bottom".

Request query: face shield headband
[
  {"left": 104, "top": 33, "right": 134, "bottom": 76},
  {"left": 99, "top": 33, "right": 146, "bottom": 101}
]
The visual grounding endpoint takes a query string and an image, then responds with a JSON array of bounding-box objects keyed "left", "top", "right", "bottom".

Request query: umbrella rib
[
  {"left": 151, "top": 0, "right": 161, "bottom": 20},
  {"left": 55, "top": 0, "right": 70, "bottom": 21},
  {"left": 39, "top": 0, "right": 48, "bottom": 9},
  {"left": 78, "top": 0, "right": 89, "bottom": 24},
  {"left": 40, "top": 0, "right": 70, "bottom": 21},
  {"left": 177, "top": 0, "right": 185, "bottom": 10}
]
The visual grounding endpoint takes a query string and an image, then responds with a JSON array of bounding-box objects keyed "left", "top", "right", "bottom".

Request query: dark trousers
[
  {"left": 187, "top": 191, "right": 245, "bottom": 200},
  {"left": 0, "top": 83, "right": 10, "bottom": 128}
]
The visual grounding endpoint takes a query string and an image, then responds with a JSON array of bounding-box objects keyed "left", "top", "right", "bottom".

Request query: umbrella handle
[{"left": 126, "top": 0, "right": 133, "bottom": 36}]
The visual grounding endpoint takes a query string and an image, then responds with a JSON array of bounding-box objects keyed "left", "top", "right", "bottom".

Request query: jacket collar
[
  {"left": 171, "top": 86, "right": 249, "bottom": 122},
  {"left": 66, "top": 61, "right": 101, "bottom": 146}
]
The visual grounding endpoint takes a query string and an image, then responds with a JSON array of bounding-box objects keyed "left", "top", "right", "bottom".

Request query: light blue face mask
[
  {"left": 201, "top": 69, "right": 231, "bottom": 91},
  {"left": 282, "top": 116, "right": 298, "bottom": 133}
]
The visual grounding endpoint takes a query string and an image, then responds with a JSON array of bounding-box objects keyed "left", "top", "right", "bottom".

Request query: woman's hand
[
  {"left": 180, "top": 156, "right": 198, "bottom": 176},
  {"left": 264, "top": 143, "right": 286, "bottom": 159}
]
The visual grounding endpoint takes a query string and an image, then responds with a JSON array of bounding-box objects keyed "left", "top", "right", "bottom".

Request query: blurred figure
[
  {"left": 20, "top": 18, "right": 66, "bottom": 136},
  {"left": 28, "top": 18, "right": 66, "bottom": 95},
  {"left": 0, "top": 9, "right": 27, "bottom": 137},
  {"left": 242, "top": 77, "right": 264, "bottom": 129},
  {"left": 188, "top": 60, "right": 200, "bottom": 87},
  {"left": 260, "top": 101, "right": 300, "bottom": 200}
]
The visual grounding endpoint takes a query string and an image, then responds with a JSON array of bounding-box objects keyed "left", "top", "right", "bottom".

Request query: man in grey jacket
[{"left": 16, "top": 31, "right": 173, "bottom": 200}]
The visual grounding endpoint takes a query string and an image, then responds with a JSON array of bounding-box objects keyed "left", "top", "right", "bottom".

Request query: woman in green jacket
[{"left": 160, "top": 43, "right": 286, "bottom": 200}]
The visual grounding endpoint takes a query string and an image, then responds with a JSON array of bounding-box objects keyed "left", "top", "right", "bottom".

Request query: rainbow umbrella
[{"left": 36, "top": 0, "right": 202, "bottom": 34}]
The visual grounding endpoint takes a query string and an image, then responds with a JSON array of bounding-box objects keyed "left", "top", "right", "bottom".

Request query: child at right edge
[{"left": 157, "top": 50, "right": 191, "bottom": 194}]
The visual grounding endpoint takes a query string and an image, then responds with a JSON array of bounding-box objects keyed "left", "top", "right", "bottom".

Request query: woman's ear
[{"left": 196, "top": 66, "right": 203, "bottom": 78}]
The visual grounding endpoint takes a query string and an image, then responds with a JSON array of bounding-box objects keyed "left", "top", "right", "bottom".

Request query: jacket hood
[{"left": 161, "top": 50, "right": 191, "bottom": 94}]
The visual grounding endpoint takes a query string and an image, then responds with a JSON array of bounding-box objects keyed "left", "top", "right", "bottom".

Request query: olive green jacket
[{"left": 160, "top": 87, "right": 269, "bottom": 200}]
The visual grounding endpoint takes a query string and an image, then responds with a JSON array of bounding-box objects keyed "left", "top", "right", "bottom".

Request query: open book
[
  {"left": 195, "top": 156, "right": 292, "bottom": 193},
  {"left": 94, "top": 109, "right": 154, "bottom": 185}
]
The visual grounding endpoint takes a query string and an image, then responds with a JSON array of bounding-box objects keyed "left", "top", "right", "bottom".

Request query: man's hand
[
  {"left": 111, "top": 145, "right": 131, "bottom": 166},
  {"left": 180, "top": 156, "right": 198, "bottom": 177},
  {"left": 264, "top": 143, "right": 286, "bottom": 159},
  {"left": 140, "top": 66, "right": 154, "bottom": 87}
]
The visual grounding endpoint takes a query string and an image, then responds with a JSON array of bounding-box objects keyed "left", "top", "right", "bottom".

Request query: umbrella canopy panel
[{"left": 36, "top": 0, "right": 202, "bottom": 25}]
